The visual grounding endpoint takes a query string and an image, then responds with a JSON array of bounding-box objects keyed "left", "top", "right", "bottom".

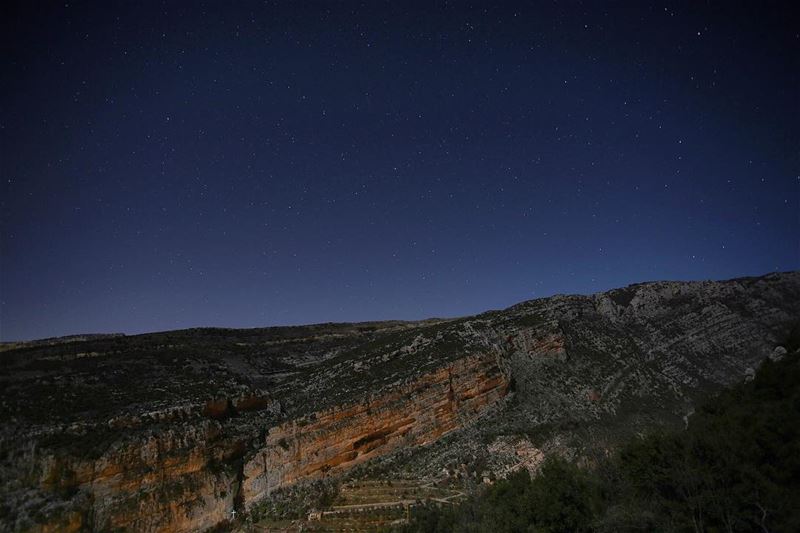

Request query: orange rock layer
[
  {"left": 242, "top": 352, "right": 510, "bottom": 506},
  {"left": 33, "top": 422, "right": 239, "bottom": 532},
  {"left": 28, "top": 352, "right": 508, "bottom": 532}
]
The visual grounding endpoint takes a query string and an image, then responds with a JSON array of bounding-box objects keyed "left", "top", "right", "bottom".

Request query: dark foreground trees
[{"left": 398, "top": 349, "right": 800, "bottom": 533}]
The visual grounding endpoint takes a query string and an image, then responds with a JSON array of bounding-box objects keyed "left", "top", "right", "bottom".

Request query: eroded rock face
[
  {"left": 1, "top": 272, "right": 798, "bottom": 532},
  {"left": 242, "top": 353, "right": 509, "bottom": 505},
  {"left": 9, "top": 421, "right": 241, "bottom": 532},
  {"left": 1, "top": 350, "right": 509, "bottom": 532}
]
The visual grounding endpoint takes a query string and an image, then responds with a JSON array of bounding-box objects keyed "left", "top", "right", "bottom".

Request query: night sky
[{"left": 1, "top": 2, "right": 798, "bottom": 341}]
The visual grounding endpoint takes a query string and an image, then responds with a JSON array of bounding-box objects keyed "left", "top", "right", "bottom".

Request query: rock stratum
[{"left": 1, "top": 272, "right": 798, "bottom": 531}]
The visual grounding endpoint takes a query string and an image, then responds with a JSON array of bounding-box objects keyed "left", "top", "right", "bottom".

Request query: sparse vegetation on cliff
[{"left": 248, "top": 479, "right": 340, "bottom": 521}]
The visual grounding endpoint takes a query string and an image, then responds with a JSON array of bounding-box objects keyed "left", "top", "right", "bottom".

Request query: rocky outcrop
[
  {"left": 242, "top": 353, "right": 509, "bottom": 505},
  {"left": 4, "top": 421, "right": 241, "bottom": 532},
  {"left": 1, "top": 352, "right": 508, "bottom": 532}
]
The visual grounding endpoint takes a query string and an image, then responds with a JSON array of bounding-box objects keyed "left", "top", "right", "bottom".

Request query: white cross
[{"left": 230, "top": 509, "right": 237, "bottom": 520}]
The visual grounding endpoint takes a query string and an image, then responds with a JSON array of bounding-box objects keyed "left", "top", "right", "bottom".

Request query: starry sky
[{"left": 1, "top": 2, "right": 798, "bottom": 341}]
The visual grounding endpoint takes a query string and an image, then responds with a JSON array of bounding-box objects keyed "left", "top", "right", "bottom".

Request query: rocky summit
[{"left": 1, "top": 272, "right": 798, "bottom": 532}]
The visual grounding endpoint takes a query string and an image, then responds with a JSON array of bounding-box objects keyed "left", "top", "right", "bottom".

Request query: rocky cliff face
[
  {"left": 1, "top": 272, "right": 798, "bottom": 532},
  {"left": 0, "top": 342, "right": 509, "bottom": 532},
  {"left": 242, "top": 353, "right": 508, "bottom": 506}
]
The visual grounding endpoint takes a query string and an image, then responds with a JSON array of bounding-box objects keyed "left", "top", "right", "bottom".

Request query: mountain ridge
[{"left": 6, "top": 271, "right": 796, "bottom": 345}]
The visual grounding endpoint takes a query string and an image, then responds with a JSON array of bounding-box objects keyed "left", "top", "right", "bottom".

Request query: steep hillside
[
  {"left": 1, "top": 272, "right": 798, "bottom": 532},
  {"left": 399, "top": 335, "right": 800, "bottom": 533}
]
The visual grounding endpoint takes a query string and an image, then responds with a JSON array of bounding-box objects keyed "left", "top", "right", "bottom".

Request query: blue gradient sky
[{"left": 1, "top": 2, "right": 798, "bottom": 341}]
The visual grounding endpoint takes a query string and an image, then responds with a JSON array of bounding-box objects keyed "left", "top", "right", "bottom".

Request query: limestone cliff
[
  {"left": 242, "top": 353, "right": 509, "bottom": 506},
  {"left": 0, "top": 348, "right": 508, "bottom": 532}
]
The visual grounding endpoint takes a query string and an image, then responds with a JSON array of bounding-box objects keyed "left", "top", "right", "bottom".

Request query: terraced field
[{"left": 254, "top": 480, "right": 465, "bottom": 532}]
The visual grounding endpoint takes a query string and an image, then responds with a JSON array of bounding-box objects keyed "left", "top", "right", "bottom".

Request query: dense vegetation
[{"left": 399, "top": 348, "right": 800, "bottom": 532}]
